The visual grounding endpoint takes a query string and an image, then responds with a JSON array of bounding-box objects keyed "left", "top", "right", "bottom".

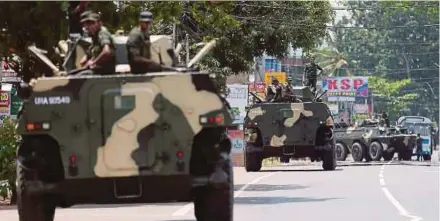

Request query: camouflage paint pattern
[
  {"left": 334, "top": 125, "right": 416, "bottom": 152},
  {"left": 244, "top": 101, "right": 333, "bottom": 147},
  {"left": 17, "top": 73, "right": 233, "bottom": 179}
]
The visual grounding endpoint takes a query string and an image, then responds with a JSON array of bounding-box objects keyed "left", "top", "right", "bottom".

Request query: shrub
[{"left": 0, "top": 117, "right": 20, "bottom": 203}]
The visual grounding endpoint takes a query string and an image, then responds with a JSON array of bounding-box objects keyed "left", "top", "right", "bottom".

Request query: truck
[
  {"left": 15, "top": 34, "right": 234, "bottom": 221},
  {"left": 243, "top": 87, "right": 337, "bottom": 172}
]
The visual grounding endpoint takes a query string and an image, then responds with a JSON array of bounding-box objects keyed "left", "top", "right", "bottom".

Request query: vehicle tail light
[
  {"left": 200, "top": 113, "right": 225, "bottom": 125},
  {"left": 176, "top": 150, "right": 184, "bottom": 160},
  {"left": 69, "top": 154, "right": 77, "bottom": 164},
  {"left": 26, "top": 122, "right": 51, "bottom": 131},
  {"left": 247, "top": 121, "right": 258, "bottom": 126}
]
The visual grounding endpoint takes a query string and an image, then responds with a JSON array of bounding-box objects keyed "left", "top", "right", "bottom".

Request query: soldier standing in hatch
[
  {"left": 381, "top": 111, "right": 390, "bottom": 127},
  {"left": 126, "top": 11, "right": 162, "bottom": 74},
  {"left": 77, "top": 12, "right": 116, "bottom": 75},
  {"left": 266, "top": 78, "right": 283, "bottom": 102},
  {"left": 303, "top": 56, "right": 323, "bottom": 94},
  {"left": 282, "top": 77, "right": 294, "bottom": 102}
]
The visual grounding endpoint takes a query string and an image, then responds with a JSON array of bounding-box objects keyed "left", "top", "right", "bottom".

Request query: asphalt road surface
[{"left": 1, "top": 162, "right": 438, "bottom": 221}]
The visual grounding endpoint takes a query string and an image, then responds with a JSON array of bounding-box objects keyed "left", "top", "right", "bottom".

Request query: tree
[
  {"left": 0, "top": 1, "right": 333, "bottom": 79},
  {"left": 368, "top": 76, "right": 418, "bottom": 118},
  {"left": 0, "top": 117, "right": 20, "bottom": 204},
  {"left": 328, "top": 1, "right": 439, "bottom": 120}
]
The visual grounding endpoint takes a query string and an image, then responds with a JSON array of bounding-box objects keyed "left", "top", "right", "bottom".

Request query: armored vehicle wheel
[
  {"left": 17, "top": 163, "right": 56, "bottom": 221},
  {"left": 322, "top": 143, "right": 337, "bottom": 171},
  {"left": 335, "top": 142, "right": 348, "bottom": 161},
  {"left": 244, "top": 143, "right": 262, "bottom": 172},
  {"left": 382, "top": 150, "right": 395, "bottom": 161},
  {"left": 193, "top": 159, "right": 233, "bottom": 221},
  {"left": 423, "top": 155, "right": 431, "bottom": 161},
  {"left": 368, "top": 141, "right": 383, "bottom": 161},
  {"left": 351, "top": 142, "right": 364, "bottom": 162},
  {"left": 399, "top": 150, "right": 412, "bottom": 161}
]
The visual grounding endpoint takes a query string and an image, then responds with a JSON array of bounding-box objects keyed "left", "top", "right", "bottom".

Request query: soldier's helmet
[{"left": 139, "top": 11, "right": 154, "bottom": 22}]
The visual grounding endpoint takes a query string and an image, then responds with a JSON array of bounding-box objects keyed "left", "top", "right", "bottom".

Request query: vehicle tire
[
  {"left": 280, "top": 156, "right": 290, "bottom": 163},
  {"left": 244, "top": 143, "right": 262, "bottom": 172},
  {"left": 16, "top": 163, "right": 56, "bottom": 221},
  {"left": 335, "top": 142, "right": 348, "bottom": 161},
  {"left": 322, "top": 142, "right": 337, "bottom": 171},
  {"left": 368, "top": 141, "right": 383, "bottom": 161},
  {"left": 193, "top": 159, "right": 233, "bottom": 221},
  {"left": 400, "top": 150, "right": 412, "bottom": 161},
  {"left": 351, "top": 142, "right": 364, "bottom": 162},
  {"left": 382, "top": 150, "right": 395, "bottom": 161},
  {"left": 423, "top": 155, "right": 431, "bottom": 161}
]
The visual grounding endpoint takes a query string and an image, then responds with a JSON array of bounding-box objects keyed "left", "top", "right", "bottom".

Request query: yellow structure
[{"left": 264, "top": 72, "right": 287, "bottom": 85}]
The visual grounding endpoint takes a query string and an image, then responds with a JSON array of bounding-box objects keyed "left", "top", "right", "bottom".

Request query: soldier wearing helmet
[
  {"left": 266, "top": 78, "right": 283, "bottom": 102},
  {"left": 303, "top": 55, "right": 323, "bottom": 94},
  {"left": 126, "top": 11, "right": 162, "bottom": 74},
  {"left": 282, "top": 76, "right": 295, "bottom": 102}
]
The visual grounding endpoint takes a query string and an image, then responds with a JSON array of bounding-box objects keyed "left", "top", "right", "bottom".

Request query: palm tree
[{"left": 311, "top": 34, "right": 352, "bottom": 77}]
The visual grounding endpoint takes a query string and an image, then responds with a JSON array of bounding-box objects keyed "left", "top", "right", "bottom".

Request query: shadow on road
[
  {"left": 234, "top": 184, "right": 308, "bottom": 192},
  {"left": 158, "top": 220, "right": 195, "bottom": 221},
  {"left": 68, "top": 202, "right": 186, "bottom": 209},
  {"left": 260, "top": 168, "right": 343, "bottom": 172},
  {"left": 234, "top": 196, "right": 340, "bottom": 205}
]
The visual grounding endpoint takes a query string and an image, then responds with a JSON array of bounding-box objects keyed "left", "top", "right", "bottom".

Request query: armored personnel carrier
[
  {"left": 15, "top": 35, "right": 234, "bottom": 221},
  {"left": 333, "top": 119, "right": 416, "bottom": 162},
  {"left": 243, "top": 87, "right": 336, "bottom": 172}
]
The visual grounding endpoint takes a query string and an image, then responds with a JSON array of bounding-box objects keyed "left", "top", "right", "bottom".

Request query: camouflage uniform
[
  {"left": 126, "top": 11, "right": 162, "bottom": 74},
  {"left": 78, "top": 13, "right": 116, "bottom": 75},
  {"left": 303, "top": 57, "right": 323, "bottom": 93},
  {"left": 266, "top": 79, "right": 283, "bottom": 102},
  {"left": 282, "top": 77, "right": 294, "bottom": 101}
]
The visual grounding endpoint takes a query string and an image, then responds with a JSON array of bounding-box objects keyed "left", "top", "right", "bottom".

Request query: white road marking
[
  {"left": 171, "top": 172, "right": 277, "bottom": 216},
  {"left": 379, "top": 161, "right": 423, "bottom": 221}
]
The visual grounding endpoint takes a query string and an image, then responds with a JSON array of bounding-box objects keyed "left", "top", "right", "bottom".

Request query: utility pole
[
  {"left": 172, "top": 23, "right": 177, "bottom": 49},
  {"left": 185, "top": 33, "right": 190, "bottom": 65}
]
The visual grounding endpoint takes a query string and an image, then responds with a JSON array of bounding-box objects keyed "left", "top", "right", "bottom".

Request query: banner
[
  {"left": 322, "top": 77, "right": 369, "bottom": 101},
  {"left": 327, "top": 103, "right": 339, "bottom": 115},
  {"left": 228, "top": 129, "right": 244, "bottom": 154},
  {"left": 226, "top": 84, "right": 248, "bottom": 124},
  {"left": 248, "top": 82, "right": 266, "bottom": 100},
  {"left": 353, "top": 104, "right": 369, "bottom": 114},
  {"left": 0, "top": 84, "right": 12, "bottom": 117},
  {"left": 264, "top": 72, "right": 286, "bottom": 86}
]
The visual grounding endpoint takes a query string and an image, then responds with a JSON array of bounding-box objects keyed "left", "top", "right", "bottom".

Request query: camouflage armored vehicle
[
  {"left": 16, "top": 35, "right": 234, "bottom": 221},
  {"left": 333, "top": 119, "right": 416, "bottom": 162},
  {"left": 243, "top": 87, "right": 336, "bottom": 172}
]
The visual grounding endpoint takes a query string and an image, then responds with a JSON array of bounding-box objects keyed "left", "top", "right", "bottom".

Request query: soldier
[
  {"left": 303, "top": 56, "right": 323, "bottom": 93},
  {"left": 381, "top": 111, "right": 390, "bottom": 127},
  {"left": 77, "top": 12, "right": 116, "bottom": 75},
  {"left": 126, "top": 11, "right": 162, "bottom": 74},
  {"left": 266, "top": 78, "right": 283, "bottom": 102},
  {"left": 282, "top": 77, "right": 297, "bottom": 102}
]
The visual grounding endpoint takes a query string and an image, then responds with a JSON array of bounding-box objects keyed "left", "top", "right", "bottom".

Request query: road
[{"left": 1, "top": 161, "right": 438, "bottom": 221}]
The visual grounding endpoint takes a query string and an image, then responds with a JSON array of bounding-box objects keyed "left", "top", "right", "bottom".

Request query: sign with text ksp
[{"left": 322, "top": 77, "right": 369, "bottom": 101}]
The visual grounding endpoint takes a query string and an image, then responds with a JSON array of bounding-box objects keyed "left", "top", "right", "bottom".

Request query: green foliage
[
  {"left": 368, "top": 76, "right": 417, "bottom": 117},
  {"left": 0, "top": 117, "right": 20, "bottom": 200},
  {"left": 0, "top": 1, "right": 333, "bottom": 79},
  {"left": 327, "top": 1, "right": 439, "bottom": 120}
]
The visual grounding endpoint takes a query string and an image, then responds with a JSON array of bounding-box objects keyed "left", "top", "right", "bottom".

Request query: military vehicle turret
[
  {"left": 333, "top": 119, "right": 416, "bottom": 162},
  {"left": 16, "top": 34, "right": 234, "bottom": 221},
  {"left": 244, "top": 87, "right": 336, "bottom": 172}
]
